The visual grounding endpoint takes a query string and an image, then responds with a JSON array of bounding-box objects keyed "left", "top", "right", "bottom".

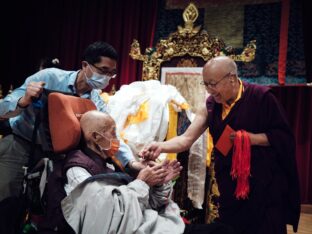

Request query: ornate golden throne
[{"left": 129, "top": 3, "right": 256, "bottom": 224}]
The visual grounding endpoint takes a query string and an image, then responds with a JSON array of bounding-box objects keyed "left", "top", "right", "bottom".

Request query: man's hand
[
  {"left": 161, "top": 159, "right": 182, "bottom": 184},
  {"left": 138, "top": 141, "right": 162, "bottom": 161},
  {"left": 18, "top": 81, "right": 45, "bottom": 107},
  {"left": 136, "top": 163, "right": 168, "bottom": 187},
  {"left": 146, "top": 159, "right": 182, "bottom": 185},
  {"left": 229, "top": 131, "right": 236, "bottom": 142},
  {"left": 128, "top": 160, "right": 148, "bottom": 171},
  {"left": 230, "top": 131, "right": 269, "bottom": 146}
]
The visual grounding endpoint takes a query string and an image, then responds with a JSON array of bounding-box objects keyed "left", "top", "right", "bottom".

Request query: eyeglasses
[
  {"left": 91, "top": 64, "right": 117, "bottom": 78},
  {"left": 200, "top": 71, "right": 233, "bottom": 89}
]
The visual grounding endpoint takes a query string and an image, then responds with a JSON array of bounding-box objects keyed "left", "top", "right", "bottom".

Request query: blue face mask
[{"left": 85, "top": 64, "right": 111, "bottom": 89}]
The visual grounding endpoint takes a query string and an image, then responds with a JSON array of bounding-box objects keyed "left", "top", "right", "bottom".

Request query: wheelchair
[{"left": 0, "top": 89, "right": 97, "bottom": 233}]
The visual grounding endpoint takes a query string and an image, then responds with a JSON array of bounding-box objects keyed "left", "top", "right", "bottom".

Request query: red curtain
[
  {"left": 278, "top": 0, "right": 290, "bottom": 85},
  {"left": 301, "top": 0, "right": 312, "bottom": 83},
  {"left": 271, "top": 85, "right": 312, "bottom": 204},
  {"left": 3, "top": 0, "right": 158, "bottom": 93}
]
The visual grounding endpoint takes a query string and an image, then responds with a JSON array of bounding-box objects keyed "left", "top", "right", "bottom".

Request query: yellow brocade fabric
[
  {"left": 222, "top": 79, "right": 243, "bottom": 120},
  {"left": 166, "top": 104, "right": 178, "bottom": 160},
  {"left": 166, "top": 101, "right": 189, "bottom": 160},
  {"left": 206, "top": 130, "right": 213, "bottom": 167}
]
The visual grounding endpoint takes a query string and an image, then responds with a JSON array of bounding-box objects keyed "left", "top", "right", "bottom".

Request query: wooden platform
[{"left": 287, "top": 205, "right": 312, "bottom": 234}]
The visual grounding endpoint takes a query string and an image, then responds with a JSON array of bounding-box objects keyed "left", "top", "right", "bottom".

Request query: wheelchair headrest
[{"left": 48, "top": 93, "right": 97, "bottom": 153}]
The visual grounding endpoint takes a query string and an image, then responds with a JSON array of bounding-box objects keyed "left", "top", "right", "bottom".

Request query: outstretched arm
[{"left": 139, "top": 106, "right": 209, "bottom": 160}]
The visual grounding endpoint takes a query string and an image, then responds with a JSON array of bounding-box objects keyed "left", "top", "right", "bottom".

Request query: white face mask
[{"left": 85, "top": 64, "right": 111, "bottom": 89}]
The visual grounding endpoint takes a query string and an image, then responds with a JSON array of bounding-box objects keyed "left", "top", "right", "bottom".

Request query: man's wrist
[
  {"left": 17, "top": 97, "right": 29, "bottom": 108},
  {"left": 127, "top": 160, "right": 135, "bottom": 169}
]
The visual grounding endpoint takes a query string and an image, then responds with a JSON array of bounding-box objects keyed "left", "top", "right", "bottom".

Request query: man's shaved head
[
  {"left": 80, "top": 110, "right": 115, "bottom": 143},
  {"left": 202, "top": 56, "right": 240, "bottom": 105},
  {"left": 203, "top": 56, "right": 237, "bottom": 77}
]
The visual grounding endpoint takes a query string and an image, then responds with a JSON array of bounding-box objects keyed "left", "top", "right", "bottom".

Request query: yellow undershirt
[{"left": 222, "top": 79, "right": 244, "bottom": 120}]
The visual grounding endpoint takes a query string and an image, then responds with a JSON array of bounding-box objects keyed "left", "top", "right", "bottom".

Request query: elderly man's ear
[
  {"left": 91, "top": 132, "right": 97, "bottom": 140},
  {"left": 91, "top": 132, "right": 102, "bottom": 143}
]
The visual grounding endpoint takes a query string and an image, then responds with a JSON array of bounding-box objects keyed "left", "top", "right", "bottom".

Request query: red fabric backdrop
[
  {"left": 2, "top": 0, "right": 158, "bottom": 93},
  {"left": 271, "top": 85, "right": 312, "bottom": 204}
]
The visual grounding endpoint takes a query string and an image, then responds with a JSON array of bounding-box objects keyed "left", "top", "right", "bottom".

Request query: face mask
[
  {"left": 85, "top": 64, "right": 111, "bottom": 89},
  {"left": 96, "top": 133, "right": 120, "bottom": 158},
  {"left": 105, "top": 138, "right": 120, "bottom": 157}
]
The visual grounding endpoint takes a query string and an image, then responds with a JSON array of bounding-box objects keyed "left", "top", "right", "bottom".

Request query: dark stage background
[{"left": 1, "top": 0, "right": 311, "bottom": 203}]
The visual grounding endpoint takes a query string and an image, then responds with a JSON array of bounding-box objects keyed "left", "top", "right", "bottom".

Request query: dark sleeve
[{"left": 261, "top": 91, "right": 300, "bottom": 231}]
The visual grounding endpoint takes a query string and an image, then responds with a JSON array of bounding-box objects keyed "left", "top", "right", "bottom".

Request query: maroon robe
[{"left": 206, "top": 82, "right": 300, "bottom": 234}]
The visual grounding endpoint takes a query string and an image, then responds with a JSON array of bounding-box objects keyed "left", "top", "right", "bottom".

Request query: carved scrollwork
[{"left": 129, "top": 3, "right": 256, "bottom": 81}]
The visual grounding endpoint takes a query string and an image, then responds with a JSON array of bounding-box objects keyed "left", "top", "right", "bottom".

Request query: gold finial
[
  {"left": 183, "top": 3, "right": 198, "bottom": 26},
  {"left": 178, "top": 3, "right": 201, "bottom": 35}
]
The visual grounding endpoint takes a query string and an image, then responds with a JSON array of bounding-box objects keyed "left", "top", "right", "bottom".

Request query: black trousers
[{"left": 0, "top": 119, "right": 12, "bottom": 136}]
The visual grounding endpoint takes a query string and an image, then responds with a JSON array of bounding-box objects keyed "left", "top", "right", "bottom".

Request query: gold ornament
[{"left": 129, "top": 3, "right": 256, "bottom": 81}]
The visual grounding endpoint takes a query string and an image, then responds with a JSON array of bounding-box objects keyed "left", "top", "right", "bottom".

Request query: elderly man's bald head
[
  {"left": 203, "top": 56, "right": 237, "bottom": 79},
  {"left": 80, "top": 110, "right": 115, "bottom": 142},
  {"left": 202, "top": 56, "right": 240, "bottom": 105}
]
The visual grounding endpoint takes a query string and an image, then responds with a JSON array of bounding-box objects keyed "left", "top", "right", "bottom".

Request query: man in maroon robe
[{"left": 139, "top": 56, "right": 300, "bottom": 234}]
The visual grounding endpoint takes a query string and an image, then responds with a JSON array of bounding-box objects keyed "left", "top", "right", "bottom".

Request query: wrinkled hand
[
  {"left": 161, "top": 159, "right": 182, "bottom": 184},
  {"left": 138, "top": 141, "right": 162, "bottom": 161},
  {"left": 146, "top": 159, "right": 182, "bottom": 184},
  {"left": 18, "top": 81, "right": 45, "bottom": 107},
  {"left": 129, "top": 160, "right": 149, "bottom": 171},
  {"left": 136, "top": 163, "right": 168, "bottom": 187}
]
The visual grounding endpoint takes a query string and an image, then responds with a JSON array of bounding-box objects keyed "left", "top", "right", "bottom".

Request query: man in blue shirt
[{"left": 0, "top": 41, "right": 135, "bottom": 201}]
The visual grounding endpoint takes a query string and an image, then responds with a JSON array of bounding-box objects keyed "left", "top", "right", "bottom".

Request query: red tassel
[
  {"left": 230, "top": 130, "right": 251, "bottom": 199},
  {"left": 182, "top": 217, "right": 191, "bottom": 224}
]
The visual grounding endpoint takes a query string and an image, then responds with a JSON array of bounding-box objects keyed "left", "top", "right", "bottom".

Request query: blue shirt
[{"left": 0, "top": 68, "right": 132, "bottom": 166}]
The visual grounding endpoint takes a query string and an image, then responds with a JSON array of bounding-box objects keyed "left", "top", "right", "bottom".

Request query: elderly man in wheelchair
[
  {"left": 15, "top": 91, "right": 231, "bottom": 234},
  {"left": 41, "top": 108, "right": 183, "bottom": 234}
]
